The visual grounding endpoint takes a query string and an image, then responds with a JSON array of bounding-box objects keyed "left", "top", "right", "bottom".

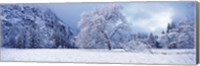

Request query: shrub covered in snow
[{"left": 121, "top": 39, "right": 153, "bottom": 53}]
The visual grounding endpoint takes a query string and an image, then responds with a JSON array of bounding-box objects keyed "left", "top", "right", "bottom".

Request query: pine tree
[
  {"left": 148, "top": 33, "right": 156, "bottom": 48},
  {"left": 167, "top": 23, "right": 171, "bottom": 33}
]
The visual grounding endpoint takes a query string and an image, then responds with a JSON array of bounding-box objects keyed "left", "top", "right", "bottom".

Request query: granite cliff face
[{"left": 1, "top": 4, "right": 75, "bottom": 48}]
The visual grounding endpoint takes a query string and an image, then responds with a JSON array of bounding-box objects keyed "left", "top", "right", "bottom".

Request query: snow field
[{"left": 0, "top": 49, "right": 196, "bottom": 64}]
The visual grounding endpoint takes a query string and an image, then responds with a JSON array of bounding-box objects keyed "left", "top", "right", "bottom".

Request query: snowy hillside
[
  {"left": 0, "top": 48, "right": 196, "bottom": 64},
  {"left": 1, "top": 4, "right": 75, "bottom": 48}
]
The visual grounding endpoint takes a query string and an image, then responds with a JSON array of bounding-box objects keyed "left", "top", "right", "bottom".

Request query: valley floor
[{"left": 0, "top": 48, "right": 196, "bottom": 64}]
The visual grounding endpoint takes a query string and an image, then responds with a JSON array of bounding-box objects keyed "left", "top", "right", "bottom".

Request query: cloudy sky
[
  {"left": 121, "top": 2, "right": 196, "bottom": 35},
  {"left": 44, "top": 2, "right": 196, "bottom": 35}
]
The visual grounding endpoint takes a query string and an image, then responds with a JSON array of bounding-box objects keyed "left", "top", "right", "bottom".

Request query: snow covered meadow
[
  {"left": 0, "top": 48, "right": 196, "bottom": 64},
  {"left": 0, "top": 2, "right": 197, "bottom": 64}
]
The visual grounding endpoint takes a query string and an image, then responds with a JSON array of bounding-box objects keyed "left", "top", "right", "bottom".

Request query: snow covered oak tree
[{"left": 76, "top": 4, "right": 128, "bottom": 50}]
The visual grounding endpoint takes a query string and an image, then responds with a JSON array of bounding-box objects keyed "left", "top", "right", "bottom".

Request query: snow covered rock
[{"left": 1, "top": 4, "right": 75, "bottom": 48}]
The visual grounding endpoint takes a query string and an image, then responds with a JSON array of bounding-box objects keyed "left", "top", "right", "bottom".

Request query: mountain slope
[{"left": 1, "top": 4, "right": 75, "bottom": 48}]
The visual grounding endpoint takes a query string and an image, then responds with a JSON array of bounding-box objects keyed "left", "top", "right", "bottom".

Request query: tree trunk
[
  {"left": 106, "top": 41, "right": 112, "bottom": 50},
  {"left": 101, "top": 31, "right": 112, "bottom": 50},
  {"left": 110, "top": 28, "right": 118, "bottom": 39}
]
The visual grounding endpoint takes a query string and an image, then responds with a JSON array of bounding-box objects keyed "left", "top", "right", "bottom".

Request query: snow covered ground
[{"left": 0, "top": 48, "right": 196, "bottom": 64}]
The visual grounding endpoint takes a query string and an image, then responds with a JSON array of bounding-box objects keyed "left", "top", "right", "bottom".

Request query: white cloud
[{"left": 122, "top": 3, "right": 174, "bottom": 35}]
